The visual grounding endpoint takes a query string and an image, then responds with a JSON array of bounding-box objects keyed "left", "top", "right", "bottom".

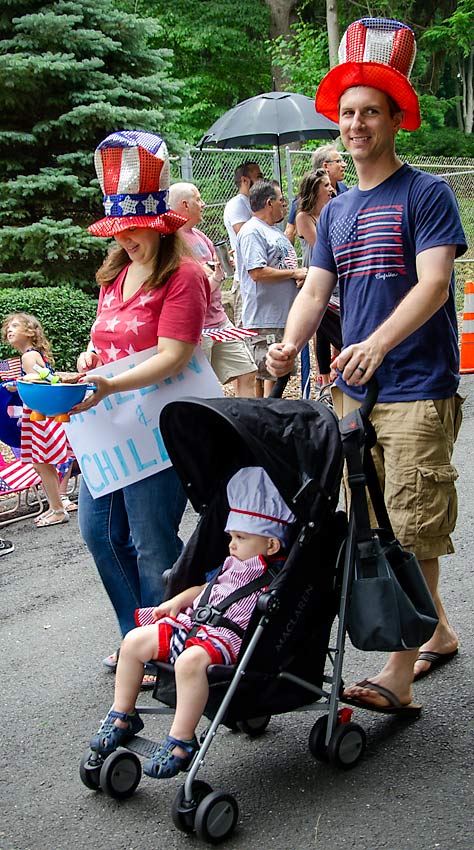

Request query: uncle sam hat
[
  {"left": 225, "top": 467, "right": 296, "bottom": 546},
  {"left": 89, "top": 130, "right": 188, "bottom": 237},
  {"left": 316, "top": 18, "right": 421, "bottom": 131}
]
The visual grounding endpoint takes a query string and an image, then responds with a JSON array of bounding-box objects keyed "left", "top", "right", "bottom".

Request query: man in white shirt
[{"left": 223, "top": 161, "right": 264, "bottom": 327}]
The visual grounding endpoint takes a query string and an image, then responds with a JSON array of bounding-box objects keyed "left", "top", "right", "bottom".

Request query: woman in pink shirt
[{"left": 75, "top": 131, "right": 210, "bottom": 672}]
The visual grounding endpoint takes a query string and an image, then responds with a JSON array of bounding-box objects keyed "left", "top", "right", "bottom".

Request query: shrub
[{"left": 0, "top": 287, "right": 98, "bottom": 371}]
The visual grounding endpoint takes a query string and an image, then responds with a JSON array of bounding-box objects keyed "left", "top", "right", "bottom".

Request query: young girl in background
[{"left": 2, "top": 312, "right": 74, "bottom": 527}]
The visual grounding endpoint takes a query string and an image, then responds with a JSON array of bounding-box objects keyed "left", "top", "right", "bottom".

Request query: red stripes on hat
[
  {"left": 390, "top": 26, "right": 415, "bottom": 74},
  {"left": 229, "top": 507, "right": 292, "bottom": 526}
]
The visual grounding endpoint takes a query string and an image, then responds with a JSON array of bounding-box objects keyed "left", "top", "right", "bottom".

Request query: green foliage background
[
  {"left": 0, "top": 0, "right": 472, "bottom": 325},
  {"left": 0, "top": 287, "right": 97, "bottom": 370}
]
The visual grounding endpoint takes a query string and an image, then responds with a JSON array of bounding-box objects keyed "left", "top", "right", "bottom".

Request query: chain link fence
[{"left": 171, "top": 148, "right": 474, "bottom": 294}]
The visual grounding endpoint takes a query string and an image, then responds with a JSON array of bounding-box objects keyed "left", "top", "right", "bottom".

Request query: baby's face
[{"left": 228, "top": 530, "right": 276, "bottom": 562}]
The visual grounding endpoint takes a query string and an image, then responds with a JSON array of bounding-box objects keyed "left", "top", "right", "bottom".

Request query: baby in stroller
[{"left": 89, "top": 466, "right": 295, "bottom": 780}]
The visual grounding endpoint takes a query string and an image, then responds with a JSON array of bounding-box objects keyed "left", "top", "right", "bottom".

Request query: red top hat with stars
[
  {"left": 316, "top": 18, "right": 421, "bottom": 131},
  {"left": 89, "top": 130, "right": 188, "bottom": 238}
]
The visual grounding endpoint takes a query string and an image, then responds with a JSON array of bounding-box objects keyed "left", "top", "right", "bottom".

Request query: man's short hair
[
  {"left": 168, "top": 181, "right": 196, "bottom": 207},
  {"left": 233, "top": 161, "right": 261, "bottom": 188},
  {"left": 249, "top": 179, "right": 277, "bottom": 212},
  {"left": 311, "top": 144, "right": 340, "bottom": 170}
]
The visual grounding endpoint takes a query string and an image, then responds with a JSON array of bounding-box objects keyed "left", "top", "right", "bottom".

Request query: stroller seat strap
[{"left": 189, "top": 562, "right": 282, "bottom": 639}]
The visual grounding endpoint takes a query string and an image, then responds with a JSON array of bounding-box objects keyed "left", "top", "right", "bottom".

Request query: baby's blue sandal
[
  {"left": 143, "top": 735, "right": 198, "bottom": 779},
  {"left": 90, "top": 710, "right": 144, "bottom": 755}
]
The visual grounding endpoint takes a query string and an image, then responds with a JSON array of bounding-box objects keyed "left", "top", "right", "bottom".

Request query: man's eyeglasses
[{"left": 328, "top": 158, "right": 345, "bottom": 164}]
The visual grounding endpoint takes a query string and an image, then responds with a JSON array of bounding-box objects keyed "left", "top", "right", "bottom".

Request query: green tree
[
  {"left": 421, "top": 0, "right": 474, "bottom": 134},
  {"left": 0, "top": 0, "right": 183, "bottom": 291},
  {"left": 116, "top": 0, "right": 272, "bottom": 144}
]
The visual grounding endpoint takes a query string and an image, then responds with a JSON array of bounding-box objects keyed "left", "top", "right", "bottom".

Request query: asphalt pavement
[{"left": 1, "top": 378, "right": 474, "bottom": 850}]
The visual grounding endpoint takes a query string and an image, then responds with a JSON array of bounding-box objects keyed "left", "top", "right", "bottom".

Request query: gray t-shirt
[{"left": 236, "top": 217, "right": 299, "bottom": 329}]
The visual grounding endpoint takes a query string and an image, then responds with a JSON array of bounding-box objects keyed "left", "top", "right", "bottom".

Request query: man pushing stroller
[{"left": 88, "top": 466, "right": 295, "bottom": 779}]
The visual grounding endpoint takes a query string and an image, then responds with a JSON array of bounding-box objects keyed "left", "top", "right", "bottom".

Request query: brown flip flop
[
  {"left": 342, "top": 679, "right": 422, "bottom": 717},
  {"left": 413, "top": 649, "right": 458, "bottom": 682}
]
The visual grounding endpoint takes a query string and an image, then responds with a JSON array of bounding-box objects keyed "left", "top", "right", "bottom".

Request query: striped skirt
[{"left": 20, "top": 407, "right": 72, "bottom": 465}]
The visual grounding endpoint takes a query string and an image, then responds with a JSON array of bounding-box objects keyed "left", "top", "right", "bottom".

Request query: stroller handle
[
  {"left": 359, "top": 375, "right": 379, "bottom": 421},
  {"left": 269, "top": 373, "right": 379, "bottom": 412},
  {"left": 269, "top": 375, "right": 290, "bottom": 399}
]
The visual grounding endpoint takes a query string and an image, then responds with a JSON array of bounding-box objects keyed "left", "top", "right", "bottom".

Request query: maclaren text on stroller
[{"left": 80, "top": 378, "right": 437, "bottom": 844}]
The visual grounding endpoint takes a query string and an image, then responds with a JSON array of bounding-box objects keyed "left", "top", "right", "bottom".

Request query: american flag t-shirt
[{"left": 332, "top": 205, "right": 406, "bottom": 284}]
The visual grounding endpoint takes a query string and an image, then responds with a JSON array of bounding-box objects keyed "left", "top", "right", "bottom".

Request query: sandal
[
  {"left": 143, "top": 734, "right": 198, "bottom": 779},
  {"left": 102, "top": 650, "right": 119, "bottom": 672},
  {"left": 36, "top": 509, "right": 69, "bottom": 527},
  {"left": 60, "top": 495, "right": 78, "bottom": 513},
  {"left": 90, "top": 709, "right": 144, "bottom": 755}
]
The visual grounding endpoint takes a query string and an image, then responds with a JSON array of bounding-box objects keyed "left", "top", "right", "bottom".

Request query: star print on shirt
[
  {"left": 125, "top": 317, "right": 146, "bottom": 336},
  {"left": 105, "top": 316, "right": 121, "bottom": 332},
  {"left": 138, "top": 292, "right": 155, "bottom": 307},
  {"left": 102, "top": 291, "right": 117, "bottom": 309},
  {"left": 105, "top": 342, "right": 123, "bottom": 361},
  {"left": 125, "top": 344, "right": 137, "bottom": 356}
]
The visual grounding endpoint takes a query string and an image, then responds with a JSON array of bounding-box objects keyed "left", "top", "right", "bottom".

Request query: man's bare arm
[
  {"left": 249, "top": 266, "right": 307, "bottom": 285},
  {"left": 266, "top": 267, "right": 337, "bottom": 376}
]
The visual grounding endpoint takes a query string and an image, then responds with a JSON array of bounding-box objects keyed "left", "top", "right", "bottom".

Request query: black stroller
[{"left": 80, "top": 378, "right": 435, "bottom": 843}]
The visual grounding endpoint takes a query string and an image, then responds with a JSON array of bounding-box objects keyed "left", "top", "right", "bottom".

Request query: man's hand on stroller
[
  {"left": 333, "top": 338, "right": 384, "bottom": 386},
  {"left": 266, "top": 342, "right": 298, "bottom": 377}
]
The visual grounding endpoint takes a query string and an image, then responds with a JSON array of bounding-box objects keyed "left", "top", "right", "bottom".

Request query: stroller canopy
[{"left": 159, "top": 396, "right": 343, "bottom": 528}]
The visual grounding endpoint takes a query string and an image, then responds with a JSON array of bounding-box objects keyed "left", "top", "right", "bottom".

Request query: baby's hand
[{"left": 152, "top": 600, "right": 181, "bottom": 620}]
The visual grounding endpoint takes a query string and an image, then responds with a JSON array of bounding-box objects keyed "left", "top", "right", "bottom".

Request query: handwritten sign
[{"left": 64, "top": 346, "right": 223, "bottom": 498}]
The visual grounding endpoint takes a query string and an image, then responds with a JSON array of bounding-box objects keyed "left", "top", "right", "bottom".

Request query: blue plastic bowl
[{"left": 16, "top": 380, "right": 95, "bottom": 417}]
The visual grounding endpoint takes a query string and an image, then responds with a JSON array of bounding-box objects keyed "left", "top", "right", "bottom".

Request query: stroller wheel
[
  {"left": 99, "top": 750, "right": 142, "bottom": 799},
  {"left": 172, "top": 780, "right": 213, "bottom": 833},
  {"left": 327, "top": 722, "right": 366, "bottom": 770},
  {"left": 236, "top": 715, "right": 271, "bottom": 738},
  {"left": 195, "top": 791, "right": 239, "bottom": 844},
  {"left": 308, "top": 716, "right": 330, "bottom": 762},
  {"left": 79, "top": 751, "right": 102, "bottom": 790}
]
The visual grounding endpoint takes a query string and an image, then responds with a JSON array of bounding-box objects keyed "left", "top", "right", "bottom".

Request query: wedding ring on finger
[{"left": 356, "top": 366, "right": 366, "bottom": 374}]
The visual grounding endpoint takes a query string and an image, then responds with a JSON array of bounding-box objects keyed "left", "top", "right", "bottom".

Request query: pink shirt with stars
[{"left": 90, "top": 257, "right": 210, "bottom": 364}]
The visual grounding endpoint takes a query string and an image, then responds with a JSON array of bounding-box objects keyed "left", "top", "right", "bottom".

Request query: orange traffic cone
[{"left": 460, "top": 281, "right": 474, "bottom": 374}]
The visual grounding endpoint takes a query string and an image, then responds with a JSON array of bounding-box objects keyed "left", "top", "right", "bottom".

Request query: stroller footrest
[{"left": 126, "top": 735, "right": 164, "bottom": 759}]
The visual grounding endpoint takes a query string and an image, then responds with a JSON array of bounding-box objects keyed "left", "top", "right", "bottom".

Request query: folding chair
[{"left": 0, "top": 450, "right": 44, "bottom": 526}]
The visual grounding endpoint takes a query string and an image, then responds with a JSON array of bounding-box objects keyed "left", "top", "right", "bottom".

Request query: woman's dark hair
[
  {"left": 297, "top": 170, "right": 330, "bottom": 214},
  {"left": 96, "top": 231, "right": 195, "bottom": 290}
]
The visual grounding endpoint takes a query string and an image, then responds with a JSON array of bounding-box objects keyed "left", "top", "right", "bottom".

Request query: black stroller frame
[{"left": 81, "top": 377, "right": 400, "bottom": 844}]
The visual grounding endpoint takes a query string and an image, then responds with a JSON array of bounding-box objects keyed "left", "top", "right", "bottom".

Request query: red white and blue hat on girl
[
  {"left": 316, "top": 18, "right": 421, "bottom": 131},
  {"left": 88, "top": 130, "right": 188, "bottom": 237},
  {"left": 225, "top": 467, "right": 296, "bottom": 546}
]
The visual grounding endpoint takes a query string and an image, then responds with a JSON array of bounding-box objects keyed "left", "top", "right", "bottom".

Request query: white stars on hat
[
  {"left": 121, "top": 196, "right": 140, "bottom": 215},
  {"left": 104, "top": 197, "right": 114, "bottom": 216},
  {"left": 143, "top": 194, "right": 159, "bottom": 214}
]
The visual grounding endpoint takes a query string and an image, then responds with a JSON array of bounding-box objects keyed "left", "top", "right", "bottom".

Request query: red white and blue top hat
[
  {"left": 225, "top": 467, "right": 296, "bottom": 546},
  {"left": 316, "top": 18, "right": 421, "bottom": 131},
  {"left": 88, "top": 130, "right": 188, "bottom": 237}
]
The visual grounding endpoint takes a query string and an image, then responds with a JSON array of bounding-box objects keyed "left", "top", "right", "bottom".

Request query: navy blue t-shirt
[{"left": 312, "top": 164, "right": 467, "bottom": 403}]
